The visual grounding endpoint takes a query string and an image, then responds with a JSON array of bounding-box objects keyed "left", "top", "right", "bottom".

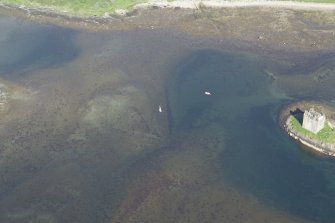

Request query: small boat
[
  {"left": 204, "top": 91, "right": 212, "bottom": 96},
  {"left": 159, "top": 105, "right": 162, "bottom": 113}
]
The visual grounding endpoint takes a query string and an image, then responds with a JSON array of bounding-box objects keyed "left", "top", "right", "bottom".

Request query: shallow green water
[{"left": 168, "top": 49, "right": 335, "bottom": 222}]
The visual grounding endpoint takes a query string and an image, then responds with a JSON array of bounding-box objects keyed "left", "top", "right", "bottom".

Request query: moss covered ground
[
  {"left": 290, "top": 115, "right": 335, "bottom": 144},
  {"left": 0, "top": 0, "right": 147, "bottom": 16},
  {"left": 1, "top": 0, "right": 335, "bottom": 17}
]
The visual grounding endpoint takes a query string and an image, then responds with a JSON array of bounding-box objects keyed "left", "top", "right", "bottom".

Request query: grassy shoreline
[
  {"left": 280, "top": 101, "right": 335, "bottom": 156},
  {"left": 1, "top": 0, "right": 335, "bottom": 17},
  {"left": 0, "top": 0, "right": 147, "bottom": 16},
  {"left": 290, "top": 115, "right": 335, "bottom": 144}
]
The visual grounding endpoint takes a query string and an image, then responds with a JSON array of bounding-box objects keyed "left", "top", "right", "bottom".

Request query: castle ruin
[{"left": 302, "top": 108, "right": 325, "bottom": 134}]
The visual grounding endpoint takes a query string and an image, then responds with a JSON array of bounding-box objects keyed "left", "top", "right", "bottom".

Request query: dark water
[
  {"left": 168, "top": 49, "right": 335, "bottom": 222},
  {"left": 0, "top": 15, "right": 79, "bottom": 78}
]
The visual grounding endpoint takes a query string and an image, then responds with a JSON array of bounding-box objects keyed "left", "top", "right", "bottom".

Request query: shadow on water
[
  {"left": 168, "top": 49, "right": 335, "bottom": 223},
  {"left": 0, "top": 16, "right": 80, "bottom": 79}
]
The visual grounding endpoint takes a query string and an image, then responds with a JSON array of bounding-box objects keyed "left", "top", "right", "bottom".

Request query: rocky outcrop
[
  {"left": 285, "top": 116, "right": 335, "bottom": 156},
  {"left": 281, "top": 101, "right": 335, "bottom": 157},
  {"left": 0, "top": 83, "right": 9, "bottom": 110}
]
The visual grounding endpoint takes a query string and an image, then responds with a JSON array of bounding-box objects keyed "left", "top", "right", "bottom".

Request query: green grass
[
  {"left": 0, "top": 0, "right": 148, "bottom": 16},
  {"left": 290, "top": 116, "right": 335, "bottom": 144},
  {"left": 1, "top": 0, "right": 335, "bottom": 17}
]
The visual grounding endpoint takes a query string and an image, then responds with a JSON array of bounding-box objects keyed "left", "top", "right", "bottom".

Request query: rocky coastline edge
[{"left": 280, "top": 101, "right": 335, "bottom": 157}]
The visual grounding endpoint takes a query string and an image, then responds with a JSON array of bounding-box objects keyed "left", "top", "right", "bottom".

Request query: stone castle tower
[{"left": 302, "top": 108, "right": 325, "bottom": 134}]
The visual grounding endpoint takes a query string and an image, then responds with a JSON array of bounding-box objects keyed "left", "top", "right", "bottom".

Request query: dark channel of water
[
  {"left": 0, "top": 15, "right": 79, "bottom": 79},
  {"left": 168, "top": 49, "right": 335, "bottom": 223}
]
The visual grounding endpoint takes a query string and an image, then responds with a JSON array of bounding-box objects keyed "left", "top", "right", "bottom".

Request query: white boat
[
  {"left": 159, "top": 105, "right": 162, "bottom": 113},
  {"left": 204, "top": 91, "right": 212, "bottom": 96}
]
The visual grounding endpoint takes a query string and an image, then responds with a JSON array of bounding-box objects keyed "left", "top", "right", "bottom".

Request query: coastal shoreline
[
  {"left": 136, "top": 0, "right": 335, "bottom": 11},
  {"left": 1, "top": 0, "right": 335, "bottom": 53},
  {"left": 1, "top": 0, "right": 334, "bottom": 53},
  {"left": 285, "top": 118, "right": 335, "bottom": 157},
  {"left": 1, "top": 0, "right": 335, "bottom": 26}
]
